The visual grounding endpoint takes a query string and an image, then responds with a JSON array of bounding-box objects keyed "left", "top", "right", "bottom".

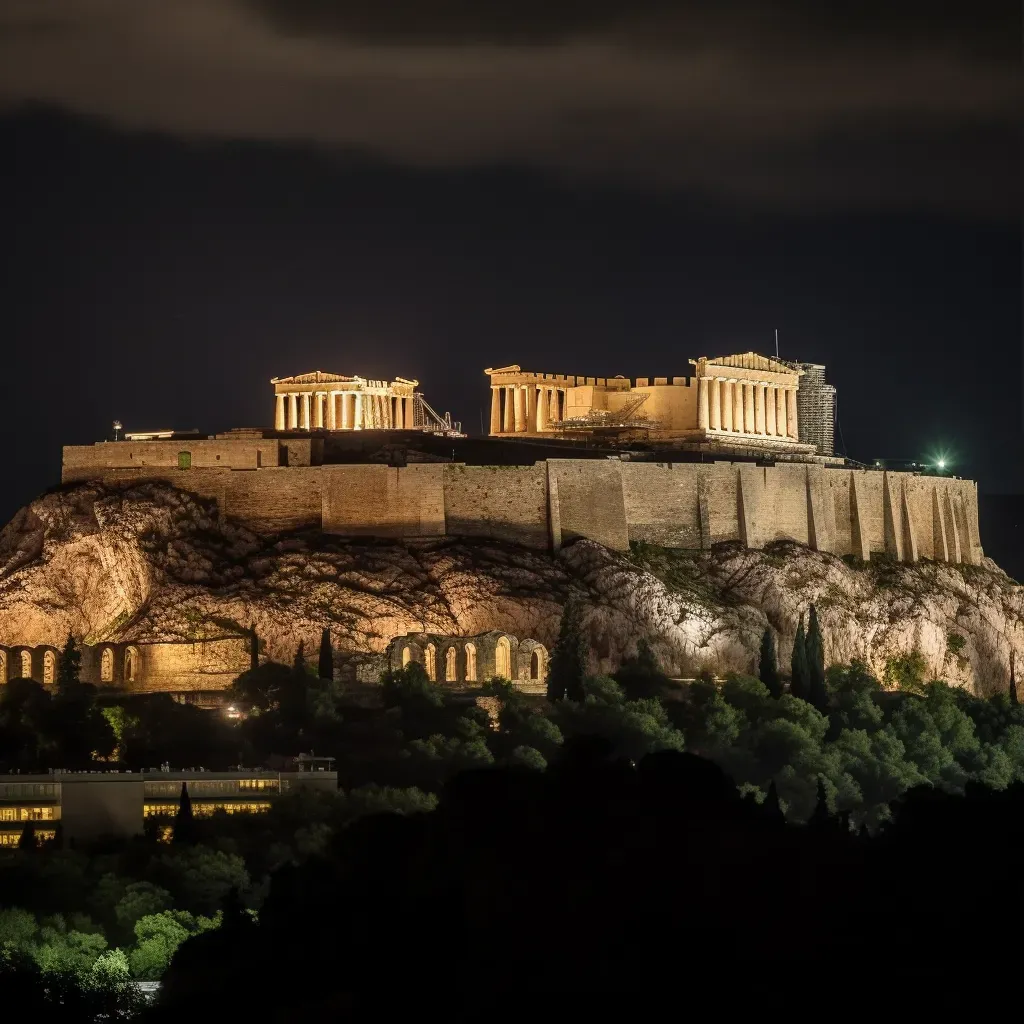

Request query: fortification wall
[
  {"left": 443, "top": 464, "right": 549, "bottom": 548},
  {"left": 63, "top": 440, "right": 280, "bottom": 472},
  {"left": 132, "top": 639, "right": 250, "bottom": 692},
  {"left": 63, "top": 455, "right": 983, "bottom": 565}
]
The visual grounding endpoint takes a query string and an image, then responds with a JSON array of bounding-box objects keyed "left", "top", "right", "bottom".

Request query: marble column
[
  {"left": 766, "top": 386, "right": 776, "bottom": 435},
  {"left": 275, "top": 394, "right": 286, "bottom": 430},
  {"left": 405, "top": 396, "right": 415, "bottom": 429},
  {"left": 754, "top": 385, "right": 765, "bottom": 434},
  {"left": 537, "top": 388, "right": 549, "bottom": 431},
  {"left": 490, "top": 388, "right": 501, "bottom": 434},
  {"left": 722, "top": 378, "right": 734, "bottom": 431},
  {"left": 354, "top": 392, "right": 363, "bottom": 430},
  {"left": 526, "top": 385, "right": 537, "bottom": 434},
  {"left": 786, "top": 388, "right": 798, "bottom": 439},
  {"left": 775, "top": 387, "right": 786, "bottom": 437},
  {"left": 327, "top": 392, "right": 337, "bottom": 430},
  {"left": 513, "top": 387, "right": 526, "bottom": 432},
  {"left": 698, "top": 377, "right": 710, "bottom": 430},
  {"left": 743, "top": 383, "right": 755, "bottom": 434},
  {"left": 300, "top": 393, "right": 311, "bottom": 431},
  {"left": 710, "top": 379, "right": 721, "bottom": 430},
  {"left": 503, "top": 387, "right": 514, "bottom": 432},
  {"left": 314, "top": 393, "right": 324, "bottom": 429},
  {"left": 732, "top": 382, "right": 744, "bottom": 432},
  {"left": 394, "top": 396, "right": 404, "bottom": 429}
]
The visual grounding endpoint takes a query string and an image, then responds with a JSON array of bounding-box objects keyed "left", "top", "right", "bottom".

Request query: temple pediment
[
  {"left": 702, "top": 352, "right": 802, "bottom": 375},
  {"left": 270, "top": 371, "right": 358, "bottom": 385}
]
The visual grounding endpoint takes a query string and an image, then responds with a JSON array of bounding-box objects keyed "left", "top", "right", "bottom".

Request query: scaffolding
[
  {"left": 791, "top": 363, "right": 836, "bottom": 456},
  {"left": 551, "top": 392, "right": 659, "bottom": 438},
  {"left": 416, "top": 394, "right": 465, "bottom": 437}
]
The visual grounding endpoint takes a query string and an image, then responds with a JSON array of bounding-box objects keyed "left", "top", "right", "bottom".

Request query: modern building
[{"left": 0, "top": 764, "right": 337, "bottom": 846}]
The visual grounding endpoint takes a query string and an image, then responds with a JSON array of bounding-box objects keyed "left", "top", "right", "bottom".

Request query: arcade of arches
[{"left": 387, "top": 631, "right": 547, "bottom": 691}]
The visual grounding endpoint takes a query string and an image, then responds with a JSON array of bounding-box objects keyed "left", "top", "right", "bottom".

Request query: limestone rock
[{"left": 0, "top": 482, "right": 1020, "bottom": 696}]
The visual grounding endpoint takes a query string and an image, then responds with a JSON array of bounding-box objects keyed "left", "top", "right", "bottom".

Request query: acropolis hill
[{"left": 1, "top": 354, "right": 1020, "bottom": 699}]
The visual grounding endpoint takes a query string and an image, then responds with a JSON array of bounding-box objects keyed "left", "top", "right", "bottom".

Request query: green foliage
[
  {"left": 510, "top": 745, "right": 547, "bottom": 770},
  {"left": 613, "top": 638, "right": 670, "bottom": 700},
  {"left": 758, "top": 627, "right": 781, "bottom": 698},
  {"left": 152, "top": 846, "right": 250, "bottom": 918},
  {"left": 129, "top": 910, "right": 218, "bottom": 981},
  {"left": 946, "top": 632, "right": 966, "bottom": 657},
  {"left": 230, "top": 662, "right": 294, "bottom": 713},
  {"left": 883, "top": 649, "right": 928, "bottom": 693},
  {"left": 115, "top": 882, "right": 172, "bottom": 931},
  {"left": 790, "top": 616, "right": 810, "bottom": 701},
  {"left": 56, "top": 634, "right": 82, "bottom": 688},
  {"left": 380, "top": 662, "right": 445, "bottom": 712},
  {"left": 547, "top": 598, "right": 588, "bottom": 703}
]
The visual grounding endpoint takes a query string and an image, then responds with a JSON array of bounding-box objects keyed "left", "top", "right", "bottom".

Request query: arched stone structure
[
  {"left": 101, "top": 647, "right": 114, "bottom": 683},
  {"left": 444, "top": 645, "right": 457, "bottom": 682},
  {"left": 424, "top": 643, "right": 436, "bottom": 682},
  {"left": 42, "top": 650, "right": 56, "bottom": 685},
  {"left": 401, "top": 646, "right": 412, "bottom": 668},
  {"left": 465, "top": 642, "right": 477, "bottom": 682},
  {"left": 495, "top": 636, "right": 512, "bottom": 680},
  {"left": 19, "top": 650, "right": 32, "bottom": 680},
  {"left": 517, "top": 638, "right": 547, "bottom": 684},
  {"left": 124, "top": 646, "right": 140, "bottom": 683}
]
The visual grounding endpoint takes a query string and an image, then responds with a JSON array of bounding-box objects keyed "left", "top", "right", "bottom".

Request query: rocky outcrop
[{"left": 0, "top": 482, "right": 1020, "bottom": 695}]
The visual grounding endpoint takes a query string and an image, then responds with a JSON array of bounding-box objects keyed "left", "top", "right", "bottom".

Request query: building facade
[
  {"left": 271, "top": 371, "right": 420, "bottom": 431},
  {"left": 0, "top": 768, "right": 337, "bottom": 846},
  {"left": 485, "top": 352, "right": 817, "bottom": 455}
]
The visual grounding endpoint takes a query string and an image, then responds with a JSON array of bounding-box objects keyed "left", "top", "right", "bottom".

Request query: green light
[{"left": 936, "top": 459, "right": 946, "bottom": 470}]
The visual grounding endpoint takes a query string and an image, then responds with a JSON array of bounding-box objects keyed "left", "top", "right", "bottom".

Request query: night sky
[{"left": 1, "top": 1, "right": 1020, "bottom": 529}]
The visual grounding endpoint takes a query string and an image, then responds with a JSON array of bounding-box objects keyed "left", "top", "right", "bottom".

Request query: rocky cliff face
[{"left": 1, "top": 482, "right": 1020, "bottom": 695}]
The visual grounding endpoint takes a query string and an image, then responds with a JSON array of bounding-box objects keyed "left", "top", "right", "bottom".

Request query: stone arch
[
  {"left": 124, "top": 646, "right": 140, "bottom": 683},
  {"left": 465, "top": 642, "right": 477, "bottom": 683},
  {"left": 495, "top": 635, "right": 512, "bottom": 680},
  {"left": 424, "top": 643, "right": 436, "bottom": 682},
  {"left": 444, "top": 645, "right": 457, "bottom": 682},
  {"left": 402, "top": 646, "right": 412, "bottom": 668},
  {"left": 42, "top": 650, "right": 56, "bottom": 685},
  {"left": 101, "top": 647, "right": 115, "bottom": 683},
  {"left": 19, "top": 650, "right": 32, "bottom": 679},
  {"left": 517, "top": 639, "right": 548, "bottom": 684}
]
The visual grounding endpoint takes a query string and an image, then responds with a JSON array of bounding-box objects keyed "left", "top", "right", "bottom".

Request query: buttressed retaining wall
[{"left": 62, "top": 458, "right": 983, "bottom": 565}]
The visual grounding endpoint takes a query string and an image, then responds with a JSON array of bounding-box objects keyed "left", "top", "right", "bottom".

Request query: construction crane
[{"left": 417, "top": 395, "right": 465, "bottom": 437}]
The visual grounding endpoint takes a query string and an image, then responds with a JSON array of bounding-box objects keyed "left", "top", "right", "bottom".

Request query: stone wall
[{"left": 63, "top": 455, "right": 983, "bottom": 565}]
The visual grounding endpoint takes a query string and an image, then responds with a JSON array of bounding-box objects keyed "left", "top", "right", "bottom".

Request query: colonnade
[
  {"left": 490, "top": 384, "right": 563, "bottom": 434},
  {"left": 697, "top": 376, "right": 798, "bottom": 440},
  {"left": 275, "top": 391, "right": 416, "bottom": 432}
]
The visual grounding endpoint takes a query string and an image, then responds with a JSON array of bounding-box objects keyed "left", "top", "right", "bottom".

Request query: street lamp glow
[{"left": 936, "top": 459, "right": 946, "bottom": 470}]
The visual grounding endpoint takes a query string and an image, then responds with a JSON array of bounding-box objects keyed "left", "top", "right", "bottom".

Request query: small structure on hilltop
[{"left": 385, "top": 630, "right": 548, "bottom": 693}]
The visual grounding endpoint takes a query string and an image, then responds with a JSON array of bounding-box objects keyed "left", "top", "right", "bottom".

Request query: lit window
[{"left": 43, "top": 651, "right": 56, "bottom": 685}]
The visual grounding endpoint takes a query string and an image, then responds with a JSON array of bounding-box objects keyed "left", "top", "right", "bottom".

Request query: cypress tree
[
  {"left": 173, "top": 782, "right": 196, "bottom": 844},
  {"left": 318, "top": 628, "right": 333, "bottom": 681},
  {"left": 763, "top": 779, "right": 785, "bottom": 824},
  {"left": 759, "top": 627, "right": 781, "bottom": 698},
  {"left": 1010, "top": 651, "right": 1018, "bottom": 706},
  {"left": 547, "top": 598, "right": 588, "bottom": 703},
  {"left": 806, "top": 605, "right": 828, "bottom": 710},
  {"left": 808, "top": 777, "right": 831, "bottom": 830},
  {"left": 790, "top": 616, "right": 810, "bottom": 701},
  {"left": 17, "top": 822, "right": 36, "bottom": 851},
  {"left": 249, "top": 626, "right": 259, "bottom": 672},
  {"left": 56, "top": 634, "right": 81, "bottom": 689}
]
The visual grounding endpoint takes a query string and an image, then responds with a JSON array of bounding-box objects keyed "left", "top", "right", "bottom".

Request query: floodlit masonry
[
  {"left": 386, "top": 631, "right": 548, "bottom": 692},
  {"left": 486, "top": 353, "right": 821, "bottom": 455},
  {"left": 272, "top": 370, "right": 420, "bottom": 431},
  {"left": 61, "top": 450, "right": 984, "bottom": 566},
  {"left": 0, "top": 766, "right": 337, "bottom": 845}
]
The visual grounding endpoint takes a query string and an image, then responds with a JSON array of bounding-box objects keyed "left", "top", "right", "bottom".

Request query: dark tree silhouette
[
  {"left": 1010, "top": 651, "right": 1018, "bottom": 706},
  {"left": 758, "top": 627, "right": 781, "bottom": 698},
  {"left": 249, "top": 626, "right": 259, "bottom": 672},
  {"left": 547, "top": 598, "right": 588, "bottom": 703},
  {"left": 56, "top": 634, "right": 82, "bottom": 688},
  {"left": 173, "top": 782, "right": 196, "bottom": 844},
  {"left": 806, "top": 605, "right": 828, "bottom": 710},
  {"left": 808, "top": 777, "right": 831, "bottom": 829},
  {"left": 790, "top": 616, "right": 810, "bottom": 702},
  {"left": 293, "top": 642, "right": 307, "bottom": 677},
  {"left": 17, "top": 821, "right": 36, "bottom": 850},
  {"left": 762, "top": 779, "right": 785, "bottom": 824},
  {"left": 318, "top": 628, "right": 333, "bottom": 681}
]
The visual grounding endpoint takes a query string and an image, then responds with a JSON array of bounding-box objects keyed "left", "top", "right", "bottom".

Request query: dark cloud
[{"left": 0, "top": 0, "right": 1017, "bottom": 218}]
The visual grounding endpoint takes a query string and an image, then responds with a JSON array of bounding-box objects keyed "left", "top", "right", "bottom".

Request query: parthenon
[
  {"left": 485, "top": 352, "right": 819, "bottom": 455},
  {"left": 272, "top": 371, "right": 419, "bottom": 431}
]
